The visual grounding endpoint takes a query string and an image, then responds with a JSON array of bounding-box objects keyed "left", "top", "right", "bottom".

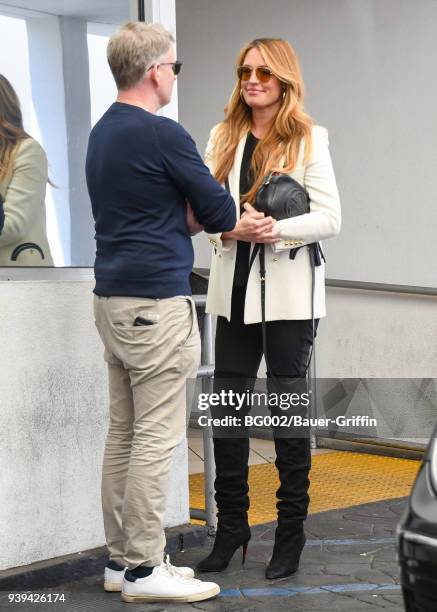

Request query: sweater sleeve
[
  {"left": 0, "top": 139, "right": 48, "bottom": 247},
  {"left": 155, "top": 118, "right": 236, "bottom": 234}
]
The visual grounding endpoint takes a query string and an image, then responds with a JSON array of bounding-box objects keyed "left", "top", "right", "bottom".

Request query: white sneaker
[
  {"left": 104, "top": 566, "right": 126, "bottom": 592},
  {"left": 104, "top": 556, "right": 195, "bottom": 592},
  {"left": 121, "top": 556, "right": 220, "bottom": 603}
]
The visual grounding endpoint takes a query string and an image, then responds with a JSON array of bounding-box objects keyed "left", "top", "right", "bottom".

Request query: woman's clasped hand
[{"left": 223, "top": 202, "right": 280, "bottom": 243}]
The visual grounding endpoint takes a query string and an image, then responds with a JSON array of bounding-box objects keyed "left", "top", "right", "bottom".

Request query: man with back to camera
[{"left": 85, "top": 22, "right": 237, "bottom": 603}]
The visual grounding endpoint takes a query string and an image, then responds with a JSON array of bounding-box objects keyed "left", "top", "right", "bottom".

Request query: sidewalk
[
  {"left": 0, "top": 496, "right": 405, "bottom": 611},
  {"left": 187, "top": 428, "right": 332, "bottom": 475},
  {"left": 1, "top": 432, "right": 414, "bottom": 611}
]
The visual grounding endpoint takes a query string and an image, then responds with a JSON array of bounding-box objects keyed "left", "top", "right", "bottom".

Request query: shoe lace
[{"left": 162, "top": 554, "right": 193, "bottom": 582}]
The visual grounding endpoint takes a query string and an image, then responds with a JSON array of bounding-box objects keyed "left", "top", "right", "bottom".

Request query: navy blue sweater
[{"left": 86, "top": 102, "right": 235, "bottom": 298}]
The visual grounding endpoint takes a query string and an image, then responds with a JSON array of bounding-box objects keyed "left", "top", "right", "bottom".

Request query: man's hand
[
  {"left": 222, "top": 202, "right": 280, "bottom": 243},
  {"left": 186, "top": 202, "right": 204, "bottom": 236}
]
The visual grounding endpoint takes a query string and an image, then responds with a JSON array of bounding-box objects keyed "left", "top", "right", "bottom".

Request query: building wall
[
  {"left": 0, "top": 279, "right": 189, "bottom": 570},
  {"left": 320, "top": 288, "right": 437, "bottom": 379},
  {"left": 177, "top": 0, "right": 437, "bottom": 290},
  {"left": 317, "top": 287, "right": 437, "bottom": 445},
  {"left": 177, "top": 0, "right": 437, "bottom": 443}
]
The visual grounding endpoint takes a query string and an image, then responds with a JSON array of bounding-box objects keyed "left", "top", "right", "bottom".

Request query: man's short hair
[{"left": 107, "top": 22, "right": 175, "bottom": 90}]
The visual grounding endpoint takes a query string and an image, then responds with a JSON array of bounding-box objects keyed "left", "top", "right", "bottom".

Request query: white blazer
[{"left": 205, "top": 125, "right": 341, "bottom": 324}]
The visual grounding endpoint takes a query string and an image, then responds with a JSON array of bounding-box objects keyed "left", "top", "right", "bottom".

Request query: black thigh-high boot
[
  {"left": 197, "top": 375, "right": 252, "bottom": 572},
  {"left": 265, "top": 376, "right": 311, "bottom": 579},
  {"left": 197, "top": 437, "right": 251, "bottom": 571}
]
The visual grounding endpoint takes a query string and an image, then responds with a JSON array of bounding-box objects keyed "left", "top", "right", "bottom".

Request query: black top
[
  {"left": 86, "top": 103, "right": 236, "bottom": 299},
  {"left": 233, "top": 132, "right": 259, "bottom": 287}
]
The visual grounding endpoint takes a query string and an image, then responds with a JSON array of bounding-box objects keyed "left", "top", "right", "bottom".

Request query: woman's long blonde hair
[
  {"left": 0, "top": 74, "right": 30, "bottom": 180},
  {"left": 209, "top": 38, "right": 314, "bottom": 204}
]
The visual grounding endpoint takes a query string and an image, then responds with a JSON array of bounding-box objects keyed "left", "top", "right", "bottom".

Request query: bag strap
[
  {"left": 247, "top": 243, "right": 318, "bottom": 388},
  {"left": 248, "top": 242, "right": 260, "bottom": 272},
  {"left": 258, "top": 245, "right": 268, "bottom": 379},
  {"left": 307, "top": 245, "right": 317, "bottom": 373}
]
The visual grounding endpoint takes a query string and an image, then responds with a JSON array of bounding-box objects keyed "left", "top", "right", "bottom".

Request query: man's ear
[{"left": 148, "top": 64, "right": 160, "bottom": 87}]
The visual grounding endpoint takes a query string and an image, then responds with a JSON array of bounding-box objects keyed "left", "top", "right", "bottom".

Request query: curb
[{"left": 0, "top": 524, "right": 208, "bottom": 591}]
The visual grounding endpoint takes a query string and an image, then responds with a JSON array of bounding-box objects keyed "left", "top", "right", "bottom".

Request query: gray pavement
[{"left": 0, "top": 498, "right": 406, "bottom": 612}]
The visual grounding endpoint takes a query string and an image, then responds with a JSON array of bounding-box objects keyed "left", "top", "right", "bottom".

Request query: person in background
[
  {"left": 198, "top": 37, "right": 341, "bottom": 579},
  {"left": 0, "top": 74, "right": 53, "bottom": 266},
  {"left": 86, "top": 22, "right": 237, "bottom": 604}
]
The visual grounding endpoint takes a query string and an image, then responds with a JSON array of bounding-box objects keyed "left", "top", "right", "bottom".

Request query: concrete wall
[
  {"left": 319, "top": 288, "right": 437, "bottom": 379},
  {"left": 0, "top": 278, "right": 189, "bottom": 571},
  {"left": 316, "top": 287, "right": 437, "bottom": 444},
  {"left": 177, "top": 0, "right": 437, "bottom": 289},
  {"left": 176, "top": 0, "right": 437, "bottom": 443}
]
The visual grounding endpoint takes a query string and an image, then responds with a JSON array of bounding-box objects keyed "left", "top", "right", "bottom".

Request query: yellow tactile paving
[{"left": 189, "top": 451, "right": 420, "bottom": 525}]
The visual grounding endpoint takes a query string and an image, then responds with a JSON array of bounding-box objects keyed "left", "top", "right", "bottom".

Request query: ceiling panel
[{"left": 0, "top": 0, "right": 134, "bottom": 23}]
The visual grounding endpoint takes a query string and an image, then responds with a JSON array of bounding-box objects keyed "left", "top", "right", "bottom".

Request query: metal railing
[
  {"left": 190, "top": 296, "right": 217, "bottom": 533},
  {"left": 326, "top": 277, "right": 437, "bottom": 297}
]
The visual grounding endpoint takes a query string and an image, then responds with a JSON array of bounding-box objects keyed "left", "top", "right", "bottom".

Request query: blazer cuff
[
  {"left": 206, "top": 232, "right": 234, "bottom": 254},
  {"left": 271, "top": 238, "right": 307, "bottom": 252}
]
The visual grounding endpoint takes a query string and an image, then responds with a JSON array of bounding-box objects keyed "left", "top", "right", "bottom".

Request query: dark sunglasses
[
  {"left": 237, "top": 65, "right": 274, "bottom": 83},
  {"left": 147, "top": 60, "right": 183, "bottom": 75}
]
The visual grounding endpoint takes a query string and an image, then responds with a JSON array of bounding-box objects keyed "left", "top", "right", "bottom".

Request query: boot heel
[
  {"left": 242, "top": 541, "right": 249, "bottom": 565},
  {"left": 197, "top": 528, "right": 251, "bottom": 572}
]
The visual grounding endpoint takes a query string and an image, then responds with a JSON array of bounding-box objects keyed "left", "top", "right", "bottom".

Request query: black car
[{"left": 397, "top": 431, "right": 437, "bottom": 611}]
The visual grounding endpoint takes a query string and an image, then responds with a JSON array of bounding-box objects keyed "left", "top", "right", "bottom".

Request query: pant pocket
[
  {"left": 178, "top": 298, "right": 201, "bottom": 375},
  {"left": 178, "top": 297, "right": 198, "bottom": 348}
]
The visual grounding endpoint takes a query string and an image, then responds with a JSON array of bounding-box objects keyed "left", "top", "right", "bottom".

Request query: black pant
[
  {"left": 215, "top": 286, "right": 316, "bottom": 380},
  {"left": 213, "top": 285, "right": 317, "bottom": 433},
  {"left": 211, "top": 285, "right": 318, "bottom": 526}
]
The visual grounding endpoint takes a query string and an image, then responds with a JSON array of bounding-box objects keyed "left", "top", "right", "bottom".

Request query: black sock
[
  {"left": 107, "top": 560, "right": 124, "bottom": 571},
  {"left": 129, "top": 565, "right": 155, "bottom": 579}
]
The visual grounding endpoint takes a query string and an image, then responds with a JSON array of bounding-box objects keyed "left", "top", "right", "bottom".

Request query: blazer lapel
[{"left": 228, "top": 133, "right": 247, "bottom": 220}]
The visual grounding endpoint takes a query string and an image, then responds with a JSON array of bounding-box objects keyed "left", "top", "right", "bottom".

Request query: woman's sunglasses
[
  {"left": 237, "top": 65, "right": 274, "bottom": 83},
  {"left": 147, "top": 60, "right": 183, "bottom": 75}
]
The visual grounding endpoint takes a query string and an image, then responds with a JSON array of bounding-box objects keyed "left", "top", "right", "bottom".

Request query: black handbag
[
  {"left": 255, "top": 171, "right": 309, "bottom": 219},
  {"left": 252, "top": 170, "right": 325, "bottom": 264},
  {"left": 248, "top": 171, "right": 325, "bottom": 381}
]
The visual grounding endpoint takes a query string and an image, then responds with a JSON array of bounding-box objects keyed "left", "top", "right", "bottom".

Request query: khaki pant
[{"left": 94, "top": 295, "right": 201, "bottom": 569}]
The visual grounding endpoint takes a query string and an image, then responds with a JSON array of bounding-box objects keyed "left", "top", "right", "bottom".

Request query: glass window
[{"left": 0, "top": 1, "right": 136, "bottom": 267}]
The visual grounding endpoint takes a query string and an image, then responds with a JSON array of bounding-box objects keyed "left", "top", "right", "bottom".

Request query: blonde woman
[
  {"left": 0, "top": 74, "right": 53, "bottom": 266},
  {"left": 198, "top": 38, "right": 341, "bottom": 579}
]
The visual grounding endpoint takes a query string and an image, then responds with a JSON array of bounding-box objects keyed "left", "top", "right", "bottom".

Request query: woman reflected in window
[{"left": 0, "top": 74, "right": 53, "bottom": 266}]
